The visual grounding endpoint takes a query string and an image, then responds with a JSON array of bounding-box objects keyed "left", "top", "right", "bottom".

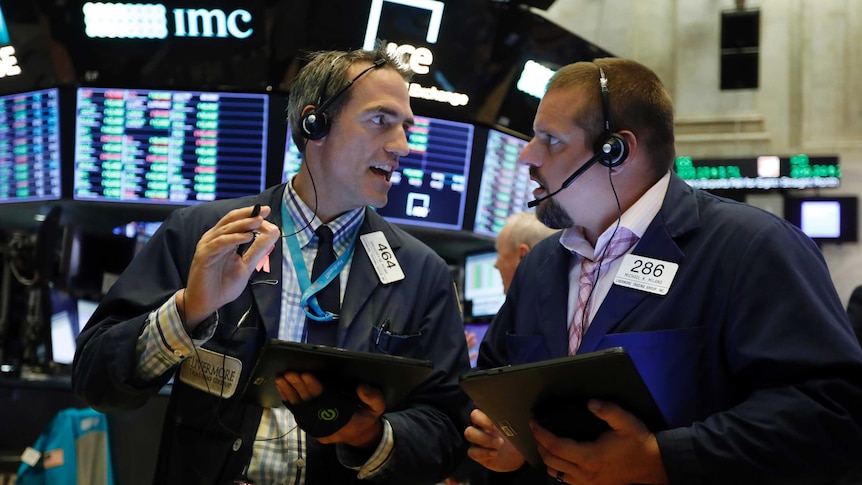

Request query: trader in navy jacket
[
  {"left": 73, "top": 47, "right": 471, "bottom": 484},
  {"left": 466, "top": 57, "right": 862, "bottom": 484}
]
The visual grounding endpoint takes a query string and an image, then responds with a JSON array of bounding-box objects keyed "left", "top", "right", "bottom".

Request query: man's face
[
  {"left": 518, "top": 86, "right": 599, "bottom": 229},
  {"left": 494, "top": 228, "right": 520, "bottom": 294},
  {"left": 314, "top": 65, "right": 413, "bottom": 213}
]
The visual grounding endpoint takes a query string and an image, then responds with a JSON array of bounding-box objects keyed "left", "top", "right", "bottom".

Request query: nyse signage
[
  {"left": 364, "top": 0, "right": 469, "bottom": 108},
  {"left": 82, "top": 2, "right": 256, "bottom": 40}
]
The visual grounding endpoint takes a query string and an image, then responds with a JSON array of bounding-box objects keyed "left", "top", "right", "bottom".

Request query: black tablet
[
  {"left": 244, "top": 339, "right": 434, "bottom": 409},
  {"left": 459, "top": 347, "right": 666, "bottom": 467}
]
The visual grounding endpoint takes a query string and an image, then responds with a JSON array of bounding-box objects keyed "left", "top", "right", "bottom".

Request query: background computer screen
[
  {"left": 472, "top": 127, "right": 535, "bottom": 237},
  {"left": 374, "top": 116, "right": 474, "bottom": 230},
  {"left": 282, "top": 122, "right": 302, "bottom": 183},
  {"left": 463, "top": 249, "right": 506, "bottom": 322},
  {"left": 49, "top": 291, "right": 98, "bottom": 366},
  {"left": 784, "top": 196, "right": 859, "bottom": 243},
  {"left": 73, "top": 87, "right": 269, "bottom": 204},
  {"left": 0, "top": 88, "right": 62, "bottom": 203},
  {"left": 60, "top": 226, "right": 138, "bottom": 301}
]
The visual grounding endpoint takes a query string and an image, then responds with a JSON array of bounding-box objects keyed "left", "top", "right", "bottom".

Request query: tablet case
[
  {"left": 459, "top": 346, "right": 666, "bottom": 467},
  {"left": 243, "top": 339, "right": 434, "bottom": 409}
]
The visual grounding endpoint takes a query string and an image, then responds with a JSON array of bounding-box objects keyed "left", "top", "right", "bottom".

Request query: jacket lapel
[
  {"left": 249, "top": 185, "right": 287, "bottom": 340},
  {"left": 537, "top": 241, "right": 573, "bottom": 357},
  {"left": 338, "top": 209, "right": 401, "bottom": 344},
  {"left": 579, "top": 174, "right": 699, "bottom": 353}
]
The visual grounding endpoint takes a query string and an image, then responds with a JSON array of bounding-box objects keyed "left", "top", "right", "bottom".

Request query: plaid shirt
[{"left": 136, "top": 181, "right": 394, "bottom": 484}]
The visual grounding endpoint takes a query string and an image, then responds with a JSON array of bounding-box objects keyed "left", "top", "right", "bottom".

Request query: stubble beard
[{"left": 537, "top": 198, "right": 573, "bottom": 229}]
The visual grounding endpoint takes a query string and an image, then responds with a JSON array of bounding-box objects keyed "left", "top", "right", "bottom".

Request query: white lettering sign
[
  {"left": 0, "top": 45, "right": 21, "bottom": 78},
  {"left": 173, "top": 8, "right": 253, "bottom": 39},
  {"left": 386, "top": 42, "right": 432, "bottom": 75},
  {"left": 364, "top": 0, "right": 444, "bottom": 50},
  {"left": 82, "top": 3, "right": 253, "bottom": 40}
]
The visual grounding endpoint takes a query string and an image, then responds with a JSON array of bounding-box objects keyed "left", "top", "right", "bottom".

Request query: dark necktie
[{"left": 306, "top": 225, "right": 339, "bottom": 346}]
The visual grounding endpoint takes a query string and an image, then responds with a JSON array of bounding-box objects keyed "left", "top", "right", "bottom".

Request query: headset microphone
[
  {"left": 526, "top": 153, "right": 602, "bottom": 208},
  {"left": 526, "top": 64, "right": 629, "bottom": 210}
]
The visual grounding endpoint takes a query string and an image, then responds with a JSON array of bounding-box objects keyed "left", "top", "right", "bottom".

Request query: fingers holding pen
[
  {"left": 198, "top": 204, "right": 279, "bottom": 257},
  {"left": 183, "top": 204, "right": 280, "bottom": 325}
]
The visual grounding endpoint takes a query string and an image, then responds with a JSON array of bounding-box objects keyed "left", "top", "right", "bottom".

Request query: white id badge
[
  {"left": 613, "top": 254, "right": 679, "bottom": 295},
  {"left": 360, "top": 231, "right": 405, "bottom": 284},
  {"left": 179, "top": 347, "right": 243, "bottom": 398}
]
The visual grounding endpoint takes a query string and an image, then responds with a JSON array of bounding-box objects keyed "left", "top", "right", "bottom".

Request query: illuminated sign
[
  {"left": 363, "top": 0, "right": 444, "bottom": 50},
  {"left": 364, "top": 0, "right": 469, "bottom": 107},
  {"left": 674, "top": 154, "right": 841, "bottom": 190},
  {"left": 82, "top": 2, "right": 253, "bottom": 40},
  {"left": 0, "top": 6, "right": 21, "bottom": 78},
  {"left": 0, "top": 6, "right": 9, "bottom": 45},
  {"left": 517, "top": 60, "right": 555, "bottom": 99}
]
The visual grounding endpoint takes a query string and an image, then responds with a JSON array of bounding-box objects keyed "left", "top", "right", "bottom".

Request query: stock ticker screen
[
  {"left": 0, "top": 88, "right": 62, "bottom": 203},
  {"left": 73, "top": 87, "right": 268, "bottom": 204},
  {"left": 674, "top": 154, "right": 840, "bottom": 190},
  {"left": 472, "top": 128, "right": 535, "bottom": 237},
  {"left": 375, "top": 116, "right": 473, "bottom": 230}
]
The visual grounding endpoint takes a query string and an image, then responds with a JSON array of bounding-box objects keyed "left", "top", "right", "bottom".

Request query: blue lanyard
[{"left": 281, "top": 201, "right": 360, "bottom": 321}]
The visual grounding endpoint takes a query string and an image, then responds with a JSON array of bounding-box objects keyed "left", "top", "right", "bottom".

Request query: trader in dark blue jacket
[
  {"left": 73, "top": 47, "right": 471, "bottom": 485},
  {"left": 465, "top": 57, "right": 862, "bottom": 484}
]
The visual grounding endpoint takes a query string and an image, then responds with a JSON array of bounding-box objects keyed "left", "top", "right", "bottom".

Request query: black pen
[
  {"left": 236, "top": 204, "right": 262, "bottom": 255},
  {"left": 375, "top": 318, "right": 390, "bottom": 345}
]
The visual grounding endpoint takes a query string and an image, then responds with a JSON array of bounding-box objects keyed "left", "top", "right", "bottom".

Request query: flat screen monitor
[
  {"left": 464, "top": 322, "right": 490, "bottom": 368},
  {"left": 282, "top": 122, "right": 302, "bottom": 183},
  {"left": 463, "top": 249, "right": 506, "bottom": 323},
  {"left": 49, "top": 291, "right": 99, "bottom": 366},
  {"left": 114, "top": 220, "right": 165, "bottom": 255},
  {"left": 0, "top": 88, "right": 62, "bottom": 203},
  {"left": 283, "top": 116, "right": 474, "bottom": 230},
  {"left": 375, "top": 116, "right": 473, "bottom": 230},
  {"left": 73, "top": 87, "right": 269, "bottom": 204},
  {"left": 783, "top": 196, "right": 858, "bottom": 243},
  {"left": 472, "top": 127, "right": 536, "bottom": 237},
  {"left": 675, "top": 154, "right": 840, "bottom": 190},
  {"left": 60, "top": 226, "right": 138, "bottom": 301}
]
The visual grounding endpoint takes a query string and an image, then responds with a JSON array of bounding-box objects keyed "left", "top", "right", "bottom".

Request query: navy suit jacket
[
  {"left": 72, "top": 184, "right": 472, "bottom": 484},
  {"left": 480, "top": 174, "right": 862, "bottom": 484}
]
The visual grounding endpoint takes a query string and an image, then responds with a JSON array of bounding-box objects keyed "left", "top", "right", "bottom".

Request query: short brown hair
[
  {"left": 547, "top": 57, "right": 675, "bottom": 180},
  {"left": 287, "top": 46, "right": 412, "bottom": 153}
]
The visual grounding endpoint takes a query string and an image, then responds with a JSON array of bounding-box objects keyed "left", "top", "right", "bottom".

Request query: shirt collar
[
  {"left": 559, "top": 171, "right": 671, "bottom": 259},
  {"left": 283, "top": 179, "right": 365, "bottom": 250}
]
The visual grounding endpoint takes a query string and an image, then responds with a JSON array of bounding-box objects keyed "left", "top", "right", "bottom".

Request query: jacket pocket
[{"left": 597, "top": 327, "right": 712, "bottom": 428}]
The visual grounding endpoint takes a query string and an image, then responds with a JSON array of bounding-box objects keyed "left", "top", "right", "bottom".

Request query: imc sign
[{"left": 82, "top": 2, "right": 254, "bottom": 39}]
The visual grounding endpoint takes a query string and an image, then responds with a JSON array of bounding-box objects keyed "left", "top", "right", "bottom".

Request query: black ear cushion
[
  {"left": 301, "top": 110, "right": 330, "bottom": 140},
  {"left": 596, "top": 133, "right": 629, "bottom": 168}
]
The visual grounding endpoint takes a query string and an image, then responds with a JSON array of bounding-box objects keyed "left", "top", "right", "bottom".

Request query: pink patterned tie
[{"left": 568, "top": 227, "right": 639, "bottom": 355}]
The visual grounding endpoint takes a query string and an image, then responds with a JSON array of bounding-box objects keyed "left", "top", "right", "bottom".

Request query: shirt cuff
[
  {"left": 336, "top": 417, "right": 395, "bottom": 479},
  {"left": 134, "top": 293, "right": 218, "bottom": 381}
]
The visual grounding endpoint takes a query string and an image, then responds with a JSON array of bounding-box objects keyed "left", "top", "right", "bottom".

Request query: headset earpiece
[
  {"left": 595, "top": 65, "right": 630, "bottom": 168},
  {"left": 300, "top": 109, "right": 330, "bottom": 140},
  {"left": 299, "top": 56, "right": 386, "bottom": 141},
  {"left": 596, "top": 133, "right": 629, "bottom": 168}
]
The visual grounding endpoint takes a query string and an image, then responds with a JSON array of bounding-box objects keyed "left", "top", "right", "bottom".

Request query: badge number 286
[{"left": 613, "top": 254, "right": 678, "bottom": 295}]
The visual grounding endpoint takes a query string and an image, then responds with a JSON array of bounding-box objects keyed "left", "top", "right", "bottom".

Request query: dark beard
[{"left": 537, "top": 198, "right": 573, "bottom": 229}]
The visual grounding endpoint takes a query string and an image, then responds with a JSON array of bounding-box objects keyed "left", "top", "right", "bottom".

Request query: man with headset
[
  {"left": 465, "top": 57, "right": 862, "bottom": 483},
  {"left": 73, "top": 47, "right": 472, "bottom": 484}
]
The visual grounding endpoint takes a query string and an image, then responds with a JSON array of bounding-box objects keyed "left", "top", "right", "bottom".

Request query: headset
[
  {"left": 527, "top": 65, "right": 630, "bottom": 208},
  {"left": 300, "top": 57, "right": 387, "bottom": 140},
  {"left": 595, "top": 65, "right": 629, "bottom": 168}
]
